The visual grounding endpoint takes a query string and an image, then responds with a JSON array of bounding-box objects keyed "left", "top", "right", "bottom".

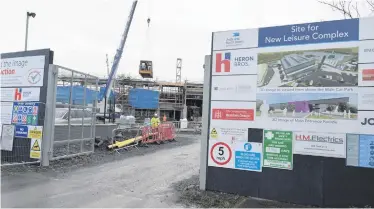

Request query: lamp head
[{"left": 27, "top": 12, "right": 36, "bottom": 18}]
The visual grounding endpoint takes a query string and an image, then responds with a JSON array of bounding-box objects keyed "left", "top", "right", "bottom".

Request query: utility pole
[{"left": 25, "top": 12, "right": 36, "bottom": 51}]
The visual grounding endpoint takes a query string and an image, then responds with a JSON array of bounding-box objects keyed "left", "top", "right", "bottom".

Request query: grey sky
[{"left": 1, "top": 0, "right": 372, "bottom": 82}]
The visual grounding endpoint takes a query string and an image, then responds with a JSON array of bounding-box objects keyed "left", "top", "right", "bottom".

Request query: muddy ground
[
  {"left": 2, "top": 133, "right": 309, "bottom": 208},
  {"left": 1, "top": 134, "right": 249, "bottom": 208}
]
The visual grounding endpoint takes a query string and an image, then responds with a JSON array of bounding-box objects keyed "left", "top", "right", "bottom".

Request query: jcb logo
[{"left": 361, "top": 118, "right": 374, "bottom": 126}]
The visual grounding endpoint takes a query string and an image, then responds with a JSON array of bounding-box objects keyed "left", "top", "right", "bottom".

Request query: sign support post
[{"left": 199, "top": 54, "right": 212, "bottom": 190}]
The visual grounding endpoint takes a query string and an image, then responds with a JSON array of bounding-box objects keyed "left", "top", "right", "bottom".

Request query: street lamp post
[{"left": 25, "top": 11, "right": 36, "bottom": 51}]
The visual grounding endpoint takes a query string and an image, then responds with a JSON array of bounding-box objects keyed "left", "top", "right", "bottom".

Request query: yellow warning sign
[
  {"left": 30, "top": 138, "right": 42, "bottom": 159},
  {"left": 31, "top": 140, "right": 40, "bottom": 151},
  {"left": 210, "top": 128, "right": 218, "bottom": 139},
  {"left": 27, "top": 126, "right": 43, "bottom": 139}
]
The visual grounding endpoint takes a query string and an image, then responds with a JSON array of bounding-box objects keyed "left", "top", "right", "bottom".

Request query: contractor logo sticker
[{"left": 210, "top": 142, "right": 232, "bottom": 165}]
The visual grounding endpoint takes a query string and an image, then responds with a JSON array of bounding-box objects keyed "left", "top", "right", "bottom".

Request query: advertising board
[
  {"left": 0, "top": 88, "right": 40, "bottom": 102},
  {"left": 208, "top": 17, "right": 374, "bottom": 172},
  {"left": 293, "top": 131, "right": 346, "bottom": 158},
  {"left": 0, "top": 55, "right": 45, "bottom": 87}
]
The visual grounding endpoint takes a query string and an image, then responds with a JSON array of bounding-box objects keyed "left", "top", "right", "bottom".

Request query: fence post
[
  {"left": 199, "top": 55, "right": 212, "bottom": 190},
  {"left": 41, "top": 64, "right": 58, "bottom": 166}
]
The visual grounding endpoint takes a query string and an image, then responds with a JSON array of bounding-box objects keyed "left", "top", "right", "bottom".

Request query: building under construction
[{"left": 98, "top": 78, "right": 203, "bottom": 122}]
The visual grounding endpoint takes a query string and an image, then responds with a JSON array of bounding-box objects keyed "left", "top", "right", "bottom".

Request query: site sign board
[
  {"left": 11, "top": 102, "right": 39, "bottom": 126},
  {"left": 263, "top": 130, "right": 293, "bottom": 170},
  {"left": 208, "top": 16, "right": 374, "bottom": 172},
  {"left": 0, "top": 55, "right": 45, "bottom": 87}
]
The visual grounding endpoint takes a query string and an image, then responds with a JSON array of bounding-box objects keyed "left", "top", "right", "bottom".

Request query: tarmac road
[{"left": 1, "top": 135, "right": 200, "bottom": 208}]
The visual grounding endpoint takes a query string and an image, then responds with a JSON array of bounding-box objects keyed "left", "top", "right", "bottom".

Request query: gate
[{"left": 48, "top": 65, "right": 99, "bottom": 160}]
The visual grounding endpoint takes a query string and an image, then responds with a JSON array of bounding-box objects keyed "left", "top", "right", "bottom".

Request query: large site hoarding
[
  {"left": 207, "top": 17, "right": 374, "bottom": 184},
  {"left": 1, "top": 49, "right": 52, "bottom": 162}
]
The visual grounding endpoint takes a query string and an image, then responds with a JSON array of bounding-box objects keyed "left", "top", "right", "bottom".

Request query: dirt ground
[{"left": 1, "top": 134, "right": 248, "bottom": 208}]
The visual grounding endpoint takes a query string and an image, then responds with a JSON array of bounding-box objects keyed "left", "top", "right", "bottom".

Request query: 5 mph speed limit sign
[{"left": 210, "top": 141, "right": 232, "bottom": 166}]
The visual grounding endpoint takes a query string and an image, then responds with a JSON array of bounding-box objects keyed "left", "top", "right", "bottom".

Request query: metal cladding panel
[{"left": 128, "top": 88, "right": 159, "bottom": 109}]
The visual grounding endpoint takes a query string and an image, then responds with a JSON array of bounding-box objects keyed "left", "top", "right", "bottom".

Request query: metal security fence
[
  {"left": 1, "top": 102, "right": 46, "bottom": 165},
  {"left": 49, "top": 65, "right": 99, "bottom": 160}
]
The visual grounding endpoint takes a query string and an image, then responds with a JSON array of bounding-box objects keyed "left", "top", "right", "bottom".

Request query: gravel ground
[
  {"left": 173, "top": 174, "right": 245, "bottom": 208},
  {"left": 1, "top": 134, "right": 196, "bottom": 176}
]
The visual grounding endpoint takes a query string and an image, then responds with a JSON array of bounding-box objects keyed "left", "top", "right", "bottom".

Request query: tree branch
[
  {"left": 317, "top": 0, "right": 360, "bottom": 18},
  {"left": 367, "top": 0, "right": 374, "bottom": 11}
]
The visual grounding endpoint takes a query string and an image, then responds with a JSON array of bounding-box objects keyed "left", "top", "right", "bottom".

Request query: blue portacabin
[{"left": 11, "top": 102, "right": 39, "bottom": 126}]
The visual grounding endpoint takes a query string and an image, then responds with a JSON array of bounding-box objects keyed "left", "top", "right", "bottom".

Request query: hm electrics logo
[
  {"left": 226, "top": 32, "right": 243, "bottom": 47},
  {"left": 295, "top": 134, "right": 344, "bottom": 144},
  {"left": 215, "top": 52, "right": 254, "bottom": 73}
]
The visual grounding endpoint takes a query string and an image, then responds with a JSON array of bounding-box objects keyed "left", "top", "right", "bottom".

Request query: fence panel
[{"left": 51, "top": 65, "right": 98, "bottom": 160}]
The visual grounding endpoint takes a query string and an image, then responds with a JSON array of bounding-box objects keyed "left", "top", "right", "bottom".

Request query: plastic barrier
[{"left": 140, "top": 122, "right": 176, "bottom": 145}]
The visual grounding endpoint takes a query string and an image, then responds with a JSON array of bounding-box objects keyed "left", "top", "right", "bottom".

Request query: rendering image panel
[
  {"left": 257, "top": 47, "right": 359, "bottom": 88},
  {"left": 256, "top": 93, "right": 358, "bottom": 120}
]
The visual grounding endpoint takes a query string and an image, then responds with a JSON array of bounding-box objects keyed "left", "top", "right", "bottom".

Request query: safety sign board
[
  {"left": 209, "top": 127, "right": 248, "bottom": 141},
  {"left": 30, "top": 138, "right": 41, "bottom": 159},
  {"left": 1, "top": 124, "right": 15, "bottom": 151},
  {"left": 209, "top": 141, "right": 233, "bottom": 168},
  {"left": 347, "top": 134, "right": 374, "bottom": 168},
  {"left": 263, "top": 130, "right": 293, "bottom": 170},
  {"left": 11, "top": 102, "right": 39, "bottom": 125},
  {"left": 234, "top": 142, "right": 262, "bottom": 172},
  {"left": 15, "top": 125, "right": 29, "bottom": 138},
  {"left": 27, "top": 126, "right": 43, "bottom": 139},
  {"left": 210, "top": 128, "right": 218, "bottom": 139}
]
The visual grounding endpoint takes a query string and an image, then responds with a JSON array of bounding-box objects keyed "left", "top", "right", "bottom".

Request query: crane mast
[{"left": 104, "top": 0, "right": 138, "bottom": 99}]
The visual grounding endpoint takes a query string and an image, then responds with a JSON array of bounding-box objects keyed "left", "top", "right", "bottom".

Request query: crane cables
[{"left": 141, "top": 0, "right": 152, "bottom": 61}]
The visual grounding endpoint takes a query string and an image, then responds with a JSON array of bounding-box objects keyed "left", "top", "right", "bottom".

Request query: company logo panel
[
  {"left": 210, "top": 101, "right": 256, "bottom": 128},
  {"left": 213, "top": 29, "right": 259, "bottom": 50},
  {"left": 359, "top": 40, "right": 374, "bottom": 63},
  {"left": 212, "top": 49, "right": 257, "bottom": 75},
  {"left": 211, "top": 75, "right": 257, "bottom": 101},
  {"left": 358, "top": 64, "right": 374, "bottom": 86},
  {"left": 358, "top": 111, "right": 374, "bottom": 134},
  {"left": 358, "top": 87, "right": 374, "bottom": 111},
  {"left": 293, "top": 131, "right": 346, "bottom": 158},
  {"left": 359, "top": 16, "right": 374, "bottom": 40}
]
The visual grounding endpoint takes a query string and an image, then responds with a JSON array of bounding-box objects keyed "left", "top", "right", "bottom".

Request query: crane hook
[{"left": 147, "top": 17, "right": 151, "bottom": 27}]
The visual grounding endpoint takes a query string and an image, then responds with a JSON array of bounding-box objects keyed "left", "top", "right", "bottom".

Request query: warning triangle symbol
[
  {"left": 31, "top": 140, "right": 40, "bottom": 151},
  {"left": 211, "top": 128, "right": 218, "bottom": 135}
]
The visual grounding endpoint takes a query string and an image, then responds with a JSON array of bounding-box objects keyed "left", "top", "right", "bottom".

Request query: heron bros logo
[
  {"left": 295, "top": 134, "right": 344, "bottom": 144},
  {"left": 215, "top": 52, "right": 255, "bottom": 73},
  {"left": 212, "top": 109, "right": 254, "bottom": 121},
  {"left": 363, "top": 69, "right": 374, "bottom": 81}
]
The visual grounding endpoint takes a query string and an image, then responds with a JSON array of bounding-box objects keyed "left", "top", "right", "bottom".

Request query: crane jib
[{"left": 104, "top": 0, "right": 138, "bottom": 99}]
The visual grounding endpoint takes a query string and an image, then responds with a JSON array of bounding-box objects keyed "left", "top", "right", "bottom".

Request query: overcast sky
[{"left": 1, "top": 0, "right": 372, "bottom": 82}]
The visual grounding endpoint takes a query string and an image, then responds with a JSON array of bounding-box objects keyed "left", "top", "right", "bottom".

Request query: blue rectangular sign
[
  {"left": 258, "top": 18, "right": 359, "bottom": 47},
  {"left": 235, "top": 151, "right": 261, "bottom": 171},
  {"left": 15, "top": 125, "right": 29, "bottom": 138},
  {"left": 359, "top": 135, "right": 374, "bottom": 168},
  {"left": 11, "top": 102, "right": 39, "bottom": 125}
]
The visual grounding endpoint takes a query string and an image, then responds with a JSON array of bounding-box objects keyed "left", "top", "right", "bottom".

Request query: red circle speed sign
[{"left": 210, "top": 142, "right": 232, "bottom": 165}]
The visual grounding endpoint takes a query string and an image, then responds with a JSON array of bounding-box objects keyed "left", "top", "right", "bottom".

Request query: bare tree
[{"left": 318, "top": 0, "right": 374, "bottom": 18}]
